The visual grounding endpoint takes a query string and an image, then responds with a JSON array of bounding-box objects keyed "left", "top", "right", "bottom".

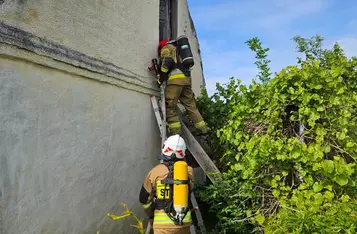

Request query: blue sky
[{"left": 187, "top": 0, "right": 357, "bottom": 95}]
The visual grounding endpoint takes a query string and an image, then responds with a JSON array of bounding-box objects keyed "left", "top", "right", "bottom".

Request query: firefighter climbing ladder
[
  {"left": 147, "top": 80, "right": 222, "bottom": 234},
  {"left": 148, "top": 88, "right": 203, "bottom": 234}
]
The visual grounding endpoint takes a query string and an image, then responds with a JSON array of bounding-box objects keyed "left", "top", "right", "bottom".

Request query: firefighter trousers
[{"left": 165, "top": 84, "right": 206, "bottom": 135}]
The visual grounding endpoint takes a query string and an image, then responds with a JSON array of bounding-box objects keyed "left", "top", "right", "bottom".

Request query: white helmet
[{"left": 162, "top": 134, "right": 187, "bottom": 159}]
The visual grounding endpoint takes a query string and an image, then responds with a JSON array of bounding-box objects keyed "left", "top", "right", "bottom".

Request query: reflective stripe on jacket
[{"left": 153, "top": 210, "right": 192, "bottom": 226}]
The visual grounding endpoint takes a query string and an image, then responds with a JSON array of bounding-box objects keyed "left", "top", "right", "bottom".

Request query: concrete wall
[
  {"left": 0, "top": 0, "right": 161, "bottom": 233},
  {"left": 1, "top": 0, "right": 159, "bottom": 83},
  {"left": 0, "top": 0, "right": 206, "bottom": 233},
  {"left": 0, "top": 57, "right": 160, "bottom": 233}
]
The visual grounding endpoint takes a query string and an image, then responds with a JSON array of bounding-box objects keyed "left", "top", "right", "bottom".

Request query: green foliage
[
  {"left": 197, "top": 78, "right": 243, "bottom": 170},
  {"left": 196, "top": 35, "right": 357, "bottom": 233},
  {"left": 265, "top": 193, "right": 357, "bottom": 233},
  {"left": 97, "top": 204, "right": 145, "bottom": 234},
  {"left": 246, "top": 37, "right": 272, "bottom": 83}
]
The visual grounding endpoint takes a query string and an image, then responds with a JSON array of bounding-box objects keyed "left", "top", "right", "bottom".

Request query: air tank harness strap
[{"left": 161, "top": 179, "right": 189, "bottom": 184}]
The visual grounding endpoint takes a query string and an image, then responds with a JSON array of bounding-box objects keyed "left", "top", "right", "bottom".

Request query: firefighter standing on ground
[
  {"left": 157, "top": 36, "right": 209, "bottom": 136},
  {"left": 139, "top": 135, "right": 194, "bottom": 234}
]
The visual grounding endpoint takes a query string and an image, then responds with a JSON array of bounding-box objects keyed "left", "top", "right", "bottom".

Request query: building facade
[{"left": 0, "top": 0, "right": 205, "bottom": 233}]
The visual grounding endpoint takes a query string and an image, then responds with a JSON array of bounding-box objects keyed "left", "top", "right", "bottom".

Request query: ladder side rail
[
  {"left": 191, "top": 193, "right": 206, "bottom": 233},
  {"left": 180, "top": 122, "right": 221, "bottom": 184},
  {"left": 160, "top": 82, "right": 167, "bottom": 145},
  {"left": 190, "top": 224, "right": 197, "bottom": 234},
  {"left": 151, "top": 96, "right": 164, "bottom": 137},
  {"left": 145, "top": 222, "right": 152, "bottom": 234}
]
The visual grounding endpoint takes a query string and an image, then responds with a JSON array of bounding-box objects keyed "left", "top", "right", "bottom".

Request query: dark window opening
[
  {"left": 159, "top": 0, "right": 170, "bottom": 41},
  {"left": 170, "top": 0, "right": 178, "bottom": 40},
  {"left": 159, "top": 0, "right": 177, "bottom": 41}
]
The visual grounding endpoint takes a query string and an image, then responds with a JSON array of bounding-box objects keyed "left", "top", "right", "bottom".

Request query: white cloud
[
  {"left": 256, "top": 0, "right": 330, "bottom": 30},
  {"left": 323, "top": 31, "right": 357, "bottom": 57},
  {"left": 200, "top": 38, "right": 300, "bottom": 95},
  {"left": 191, "top": 0, "right": 337, "bottom": 96},
  {"left": 204, "top": 76, "right": 230, "bottom": 96},
  {"left": 203, "top": 66, "right": 259, "bottom": 96},
  {"left": 204, "top": 74, "right": 253, "bottom": 97},
  {"left": 191, "top": 0, "right": 331, "bottom": 32},
  {"left": 336, "top": 36, "right": 357, "bottom": 57},
  {"left": 347, "top": 20, "right": 357, "bottom": 34},
  {"left": 202, "top": 34, "right": 357, "bottom": 96},
  {"left": 198, "top": 39, "right": 258, "bottom": 95}
]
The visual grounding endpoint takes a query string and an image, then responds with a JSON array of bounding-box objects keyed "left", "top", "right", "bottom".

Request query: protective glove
[
  {"left": 157, "top": 72, "right": 168, "bottom": 88},
  {"left": 143, "top": 202, "right": 155, "bottom": 218},
  {"left": 157, "top": 78, "right": 162, "bottom": 88}
]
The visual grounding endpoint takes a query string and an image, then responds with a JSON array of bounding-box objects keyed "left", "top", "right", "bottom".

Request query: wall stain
[
  {"left": 14, "top": 0, "right": 26, "bottom": 21},
  {"left": 97, "top": 0, "right": 105, "bottom": 7},
  {"left": 25, "top": 8, "right": 39, "bottom": 23},
  {"left": 0, "top": 152, "right": 11, "bottom": 203}
]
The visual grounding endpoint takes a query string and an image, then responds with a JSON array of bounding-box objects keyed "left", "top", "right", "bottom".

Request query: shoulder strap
[
  {"left": 162, "top": 178, "right": 189, "bottom": 184},
  {"left": 161, "top": 161, "right": 173, "bottom": 183}
]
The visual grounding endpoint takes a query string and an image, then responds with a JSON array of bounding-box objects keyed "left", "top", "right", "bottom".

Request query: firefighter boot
[
  {"left": 168, "top": 121, "right": 182, "bottom": 137},
  {"left": 194, "top": 121, "right": 210, "bottom": 136}
]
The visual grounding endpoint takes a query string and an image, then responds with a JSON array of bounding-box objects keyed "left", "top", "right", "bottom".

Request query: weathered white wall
[
  {"left": 0, "top": 0, "right": 161, "bottom": 233},
  {"left": 176, "top": 0, "right": 206, "bottom": 96},
  {"left": 0, "top": 57, "right": 160, "bottom": 233}
]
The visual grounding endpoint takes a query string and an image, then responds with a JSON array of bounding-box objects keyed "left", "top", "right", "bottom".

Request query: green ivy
[{"left": 196, "top": 35, "right": 357, "bottom": 233}]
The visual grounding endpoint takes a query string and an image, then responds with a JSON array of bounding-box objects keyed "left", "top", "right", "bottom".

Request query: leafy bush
[
  {"left": 196, "top": 35, "right": 357, "bottom": 233},
  {"left": 97, "top": 204, "right": 145, "bottom": 234},
  {"left": 196, "top": 78, "right": 242, "bottom": 170}
]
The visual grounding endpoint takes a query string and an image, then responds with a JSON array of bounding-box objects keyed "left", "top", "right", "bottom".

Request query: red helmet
[{"left": 158, "top": 39, "right": 169, "bottom": 53}]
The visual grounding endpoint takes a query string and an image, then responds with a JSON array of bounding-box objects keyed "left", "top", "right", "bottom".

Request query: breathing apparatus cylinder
[
  {"left": 173, "top": 161, "right": 189, "bottom": 214},
  {"left": 176, "top": 36, "right": 194, "bottom": 69}
]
